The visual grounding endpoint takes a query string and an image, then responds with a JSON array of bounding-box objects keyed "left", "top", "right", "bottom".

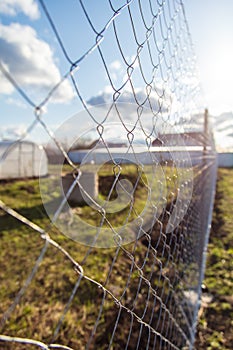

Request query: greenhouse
[{"left": 0, "top": 140, "right": 48, "bottom": 180}]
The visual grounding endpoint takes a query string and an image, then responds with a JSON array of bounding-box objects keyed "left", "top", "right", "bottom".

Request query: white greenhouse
[{"left": 0, "top": 140, "right": 48, "bottom": 180}]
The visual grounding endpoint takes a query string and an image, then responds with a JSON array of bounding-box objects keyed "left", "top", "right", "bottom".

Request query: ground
[
  {"left": 195, "top": 168, "right": 233, "bottom": 350},
  {"left": 0, "top": 166, "right": 232, "bottom": 349}
]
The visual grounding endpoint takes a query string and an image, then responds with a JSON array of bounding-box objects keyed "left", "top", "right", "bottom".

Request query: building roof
[{"left": 152, "top": 131, "right": 207, "bottom": 147}]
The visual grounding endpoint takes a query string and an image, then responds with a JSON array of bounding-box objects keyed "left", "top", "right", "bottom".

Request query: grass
[
  {"left": 195, "top": 168, "right": 233, "bottom": 350},
  {"left": 0, "top": 165, "right": 232, "bottom": 349},
  {"left": 0, "top": 164, "right": 183, "bottom": 349},
  {"left": 40, "top": 163, "right": 182, "bottom": 247}
]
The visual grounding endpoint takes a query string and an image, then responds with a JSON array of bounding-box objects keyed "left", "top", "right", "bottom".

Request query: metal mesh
[{"left": 0, "top": 1, "right": 217, "bottom": 349}]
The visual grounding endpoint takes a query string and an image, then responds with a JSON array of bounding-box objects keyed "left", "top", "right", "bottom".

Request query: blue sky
[
  {"left": 185, "top": 0, "right": 233, "bottom": 115},
  {"left": 0, "top": 0, "right": 233, "bottom": 149}
]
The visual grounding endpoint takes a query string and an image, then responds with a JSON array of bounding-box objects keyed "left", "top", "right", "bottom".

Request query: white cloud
[
  {"left": 108, "top": 60, "right": 123, "bottom": 83},
  {"left": 109, "top": 60, "right": 122, "bottom": 71},
  {"left": 0, "top": 63, "right": 14, "bottom": 94},
  {"left": 87, "top": 86, "right": 173, "bottom": 114},
  {"left": 108, "top": 58, "right": 139, "bottom": 85},
  {"left": 6, "top": 97, "right": 28, "bottom": 108},
  {"left": 0, "top": 22, "right": 74, "bottom": 104},
  {"left": 86, "top": 85, "right": 179, "bottom": 134},
  {"left": 0, "top": 0, "right": 40, "bottom": 20},
  {"left": 213, "top": 112, "right": 233, "bottom": 150},
  {"left": 126, "top": 55, "right": 139, "bottom": 69},
  {"left": 0, "top": 124, "right": 27, "bottom": 139}
]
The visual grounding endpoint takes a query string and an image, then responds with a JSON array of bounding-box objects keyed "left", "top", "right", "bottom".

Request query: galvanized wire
[{"left": 0, "top": 1, "right": 217, "bottom": 349}]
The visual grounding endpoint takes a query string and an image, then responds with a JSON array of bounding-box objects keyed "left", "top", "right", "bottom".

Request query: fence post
[{"left": 204, "top": 108, "right": 209, "bottom": 154}]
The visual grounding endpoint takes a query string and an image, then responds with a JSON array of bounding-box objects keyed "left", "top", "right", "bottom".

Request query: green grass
[
  {"left": 1, "top": 165, "right": 231, "bottom": 349},
  {"left": 41, "top": 163, "right": 183, "bottom": 247},
  {"left": 0, "top": 178, "right": 111, "bottom": 348},
  {"left": 0, "top": 164, "right": 181, "bottom": 349},
  {"left": 195, "top": 168, "right": 233, "bottom": 350}
]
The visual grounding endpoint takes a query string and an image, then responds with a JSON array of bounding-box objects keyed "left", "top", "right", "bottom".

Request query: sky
[
  {"left": 0, "top": 0, "right": 232, "bottom": 149},
  {"left": 185, "top": 0, "right": 233, "bottom": 115}
]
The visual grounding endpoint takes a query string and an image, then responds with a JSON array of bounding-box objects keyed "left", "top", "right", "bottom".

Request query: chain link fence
[{"left": 0, "top": 1, "right": 217, "bottom": 349}]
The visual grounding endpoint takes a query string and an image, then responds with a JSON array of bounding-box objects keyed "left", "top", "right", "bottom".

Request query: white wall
[
  {"left": 218, "top": 153, "right": 233, "bottom": 168},
  {"left": 69, "top": 146, "right": 205, "bottom": 167}
]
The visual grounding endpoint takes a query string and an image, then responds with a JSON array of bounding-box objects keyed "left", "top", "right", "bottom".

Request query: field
[
  {"left": 0, "top": 163, "right": 185, "bottom": 349},
  {"left": 0, "top": 166, "right": 232, "bottom": 349},
  {"left": 195, "top": 168, "right": 233, "bottom": 349}
]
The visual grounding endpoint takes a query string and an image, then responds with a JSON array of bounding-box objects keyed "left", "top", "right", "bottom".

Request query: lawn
[
  {"left": 0, "top": 165, "right": 232, "bottom": 349},
  {"left": 195, "top": 168, "right": 233, "bottom": 350},
  {"left": 0, "top": 163, "right": 186, "bottom": 349}
]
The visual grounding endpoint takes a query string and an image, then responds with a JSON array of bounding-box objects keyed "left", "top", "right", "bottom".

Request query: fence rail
[{"left": 0, "top": 1, "right": 217, "bottom": 349}]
